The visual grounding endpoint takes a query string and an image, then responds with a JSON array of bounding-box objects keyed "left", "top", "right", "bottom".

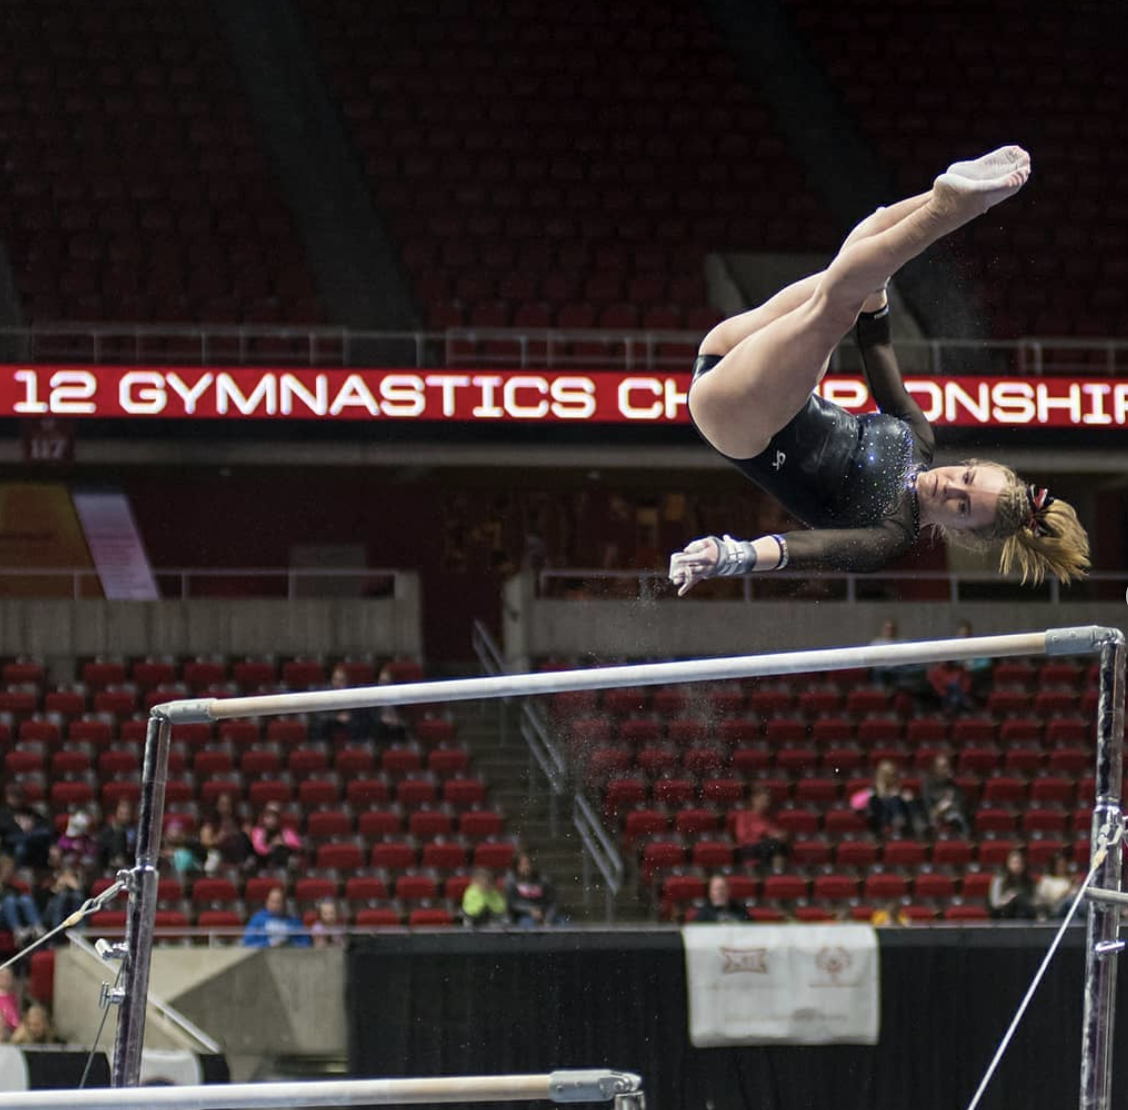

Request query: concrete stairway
[{"left": 451, "top": 699, "right": 648, "bottom": 923}]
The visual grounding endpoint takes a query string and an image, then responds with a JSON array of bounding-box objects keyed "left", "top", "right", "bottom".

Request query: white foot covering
[{"left": 934, "top": 145, "right": 1031, "bottom": 213}]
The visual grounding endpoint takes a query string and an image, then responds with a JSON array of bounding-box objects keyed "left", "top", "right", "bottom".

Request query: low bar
[
  {"left": 0, "top": 1070, "right": 643, "bottom": 1110},
  {"left": 1081, "top": 629, "right": 1127, "bottom": 1110},
  {"left": 148, "top": 629, "right": 1103, "bottom": 723},
  {"left": 112, "top": 713, "right": 171, "bottom": 1086}
]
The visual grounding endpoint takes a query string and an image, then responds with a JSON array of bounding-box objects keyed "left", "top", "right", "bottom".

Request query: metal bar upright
[
  {"left": 1081, "top": 630, "right": 1126, "bottom": 1110},
  {"left": 112, "top": 712, "right": 173, "bottom": 1086}
]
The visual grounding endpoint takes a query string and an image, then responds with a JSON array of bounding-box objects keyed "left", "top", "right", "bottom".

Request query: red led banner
[{"left": 2, "top": 365, "right": 1127, "bottom": 427}]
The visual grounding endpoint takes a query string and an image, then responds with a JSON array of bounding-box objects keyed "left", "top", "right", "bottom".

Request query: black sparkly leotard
[{"left": 692, "top": 310, "right": 935, "bottom": 573}]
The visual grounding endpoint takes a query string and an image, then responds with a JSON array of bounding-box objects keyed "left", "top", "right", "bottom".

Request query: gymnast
[{"left": 669, "top": 146, "right": 1090, "bottom": 595}]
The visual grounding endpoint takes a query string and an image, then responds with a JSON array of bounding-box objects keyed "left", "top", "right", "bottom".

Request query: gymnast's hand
[{"left": 668, "top": 536, "right": 721, "bottom": 596}]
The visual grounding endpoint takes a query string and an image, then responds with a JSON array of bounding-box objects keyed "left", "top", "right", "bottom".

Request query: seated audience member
[
  {"left": 0, "top": 786, "right": 52, "bottom": 870},
  {"left": 310, "top": 898, "right": 346, "bottom": 948},
  {"left": 199, "top": 793, "right": 254, "bottom": 873},
  {"left": 504, "top": 850, "right": 559, "bottom": 927},
  {"left": 42, "top": 862, "right": 88, "bottom": 935},
  {"left": 310, "top": 664, "right": 375, "bottom": 744},
  {"left": 692, "top": 874, "right": 747, "bottom": 923},
  {"left": 461, "top": 868, "right": 507, "bottom": 927},
  {"left": 242, "top": 886, "right": 311, "bottom": 948},
  {"left": 56, "top": 810, "right": 99, "bottom": 870},
  {"left": 372, "top": 664, "right": 409, "bottom": 744},
  {"left": 96, "top": 799, "right": 138, "bottom": 871},
  {"left": 868, "top": 619, "right": 928, "bottom": 698},
  {"left": 0, "top": 968, "right": 20, "bottom": 1041},
  {"left": 0, "top": 856, "right": 44, "bottom": 947},
  {"left": 988, "top": 848, "right": 1037, "bottom": 921},
  {"left": 10, "top": 1002, "right": 59, "bottom": 1045},
  {"left": 858, "top": 761, "right": 927, "bottom": 839},
  {"left": 955, "top": 619, "right": 994, "bottom": 695},
  {"left": 926, "top": 659, "right": 974, "bottom": 714},
  {"left": 870, "top": 901, "right": 909, "bottom": 927},
  {"left": 250, "top": 802, "right": 303, "bottom": 871},
  {"left": 161, "top": 820, "right": 205, "bottom": 876},
  {"left": 1035, "top": 852, "right": 1083, "bottom": 920},
  {"left": 733, "top": 785, "right": 788, "bottom": 865},
  {"left": 920, "top": 754, "right": 970, "bottom": 836}
]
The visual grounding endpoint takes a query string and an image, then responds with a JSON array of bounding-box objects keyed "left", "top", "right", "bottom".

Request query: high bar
[
  {"left": 150, "top": 625, "right": 1119, "bottom": 724},
  {"left": 0, "top": 1071, "right": 643, "bottom": 1110}
]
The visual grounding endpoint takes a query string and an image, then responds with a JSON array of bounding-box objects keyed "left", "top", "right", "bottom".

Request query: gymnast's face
[{"left": 917, "top": 464, "right": 1007, "bottom": 531}]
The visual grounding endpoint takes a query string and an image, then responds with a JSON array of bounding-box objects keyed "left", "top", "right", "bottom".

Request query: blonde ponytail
[{"left": 941, "top": 461, "right": 1090, "bottom": 586}]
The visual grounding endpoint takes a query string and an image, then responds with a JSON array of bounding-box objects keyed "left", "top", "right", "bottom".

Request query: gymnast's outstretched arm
[{"left": 668, "top": 516, "right": 916, "bottom": 595}]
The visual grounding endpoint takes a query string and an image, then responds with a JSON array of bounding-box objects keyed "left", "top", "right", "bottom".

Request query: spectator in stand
[
  {"left": 955, "top": 618, "right": 994, "bottom": 695},
  {"left": 0, "top": 968, "right": 20, "bottom": 1041},
  {"left": 504, "top": 850, "right": 559, "bottom": 927},
  {"left": 373, "top": 664, "right": 409, "bottom": 744},
  {"left": 10, "top": 1002, "right": 59, "bottom": 1045},
  {"left": 857, "top": 760, "right": 927, "bottom": 839},
  {"left": 56, "top": 810, "right": 99, "bottom": 871},
  {"left": 42, "top": 862, "right": 88, "bottom": 935},
  {"left": 0, "top": 855, "right": 44, "bottom": 947},
  {"left": 1034, "top": 851, "right": 1083, "bottom": 920},
  {"left": 199, "top": 793, "right": 254, "bottom": 873},
  {"left": 310, "top": 664, "right": 375, "bottom": 744},
  {"left": 161, "top": 820, "right": 205, "bottom": 877},
  {"left": 250, "top": 802, "right": 303, "bottom": 871},
  {"left": 920, "top": 754, "right": 971, "bottom": 836},
  {"left": 0, "top": 785, "right": 52, "bottom": 870},
  {"left": 96, "top": 799, "right": 138, "bottom": 871},
  {"left": 461, "top": 867, "right": 507, "bottom": 927},
  {"left": 868, "top": 619, "right": 928, "bottom": 703},
  {"left": 242, "top": 886, "right": 311, "bottom": 948},
  {"left": 870, "top": 901, "right": 909, "bottom": 927},
  {"left": 988, "top": 848, "right": 1038, "bottom": 921},
  {"left": 733, "top": 785, "right": 789, "bottom": 865},
  {"left": 926, "top": 658, "right": 975, "bottom": 714},
  {"left": 692, "top": 874, "right": 747, "bottom": 923},
  {"left": 310, "top": 898, "right": 346, "bottom": 948}
]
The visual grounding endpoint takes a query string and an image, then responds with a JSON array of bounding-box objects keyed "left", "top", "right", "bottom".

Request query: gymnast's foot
[{"left": 934, "top": 145, "right": 1031, "bottom": 215}]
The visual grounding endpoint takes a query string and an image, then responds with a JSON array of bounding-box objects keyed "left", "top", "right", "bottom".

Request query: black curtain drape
[{"left": 348, "top": 928, "right": 1127, "bottom": 1110}]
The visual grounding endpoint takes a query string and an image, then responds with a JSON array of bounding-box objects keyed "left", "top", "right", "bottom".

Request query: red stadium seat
[
  {"left": 639, "top": 837, "right": 685, "bottom": 881},
  {"left": 790, "top": 838, "right": 833, "bottom": 867},
  {"left": 762, "top": 874, "right": 809, "bottom": 902},
  {"left": 421, "top": 839, "right": 469, "bottom": 871},
  {"left": 458, "top": 809, "right": 504, "bottom": 841},
  {"left": 408, "top": 806, "right": 455, "bottom": 840},
  {"left": 370, "top": 838, "right": 418, "bottom": 872},
  {"left": 316, "top": 841, "right": 364, "bottom": 870},
  {"left": 472, "top": 838, "right": 518, "bottom": 872},
  {"left": 835, "top": 838, "right": 879, "bottom": 868},
  {"left": 355, "top": 907, "right": 403, "bottom": 927},
  {"left": 356, "top": 809, "right": 405, "bottom": 840}
]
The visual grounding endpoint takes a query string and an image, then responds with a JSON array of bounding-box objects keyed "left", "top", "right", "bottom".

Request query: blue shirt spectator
[{"left": 242, "top": 886, "right": 311, "bottom": 948}]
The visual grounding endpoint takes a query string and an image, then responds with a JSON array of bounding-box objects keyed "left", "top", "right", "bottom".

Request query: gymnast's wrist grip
[{"left": 712, "top": 534, "right": 757, "bottom": 577}]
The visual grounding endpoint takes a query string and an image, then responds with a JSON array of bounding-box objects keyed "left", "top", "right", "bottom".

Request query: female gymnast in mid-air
[{"left": 669, "top": 146, "right": 1090, "bottom": 595}]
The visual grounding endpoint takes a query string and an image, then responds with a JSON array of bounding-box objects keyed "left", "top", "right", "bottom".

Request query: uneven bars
[
  {"left": 0, "top": 1071, "right": 642, "bottom": 1110},
  {"left": 151, "top": 626, "right": 1105, "bottom": 723}
]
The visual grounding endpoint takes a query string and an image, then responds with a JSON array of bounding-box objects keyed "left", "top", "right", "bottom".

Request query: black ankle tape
[{"left": 855, "top": 305, "right": 891, "bottom": 346}]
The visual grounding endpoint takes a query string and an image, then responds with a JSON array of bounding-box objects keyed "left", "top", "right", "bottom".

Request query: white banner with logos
[{"left": 682, "top": 924, "right": 879, "bottom": 1047}]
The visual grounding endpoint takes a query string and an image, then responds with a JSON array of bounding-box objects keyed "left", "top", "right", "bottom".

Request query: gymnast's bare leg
[{"left": 690, "top": 146, "right": 1030, "bottom": 460}]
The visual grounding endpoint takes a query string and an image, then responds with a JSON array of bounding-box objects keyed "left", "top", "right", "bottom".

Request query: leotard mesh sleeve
[
  {"left": 776, "top": 515, "right": 917, "bottom": 574},
  {"left": 855, "top": 310, "right": 935, "bottom": 455}
]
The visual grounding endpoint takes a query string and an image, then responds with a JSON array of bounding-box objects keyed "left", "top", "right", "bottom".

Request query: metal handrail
[
  {"left": 3, "top": 323, "right": 1126, "bottom": 375},
  {"left": 471, "top": 619, "right": 622, "bottom": 908},
  {"left": 0, "top": 565, "right": 403, "bottom": 602},
  {"left": 539, "top": 567, "right": 1128, "bottom": 605}
]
